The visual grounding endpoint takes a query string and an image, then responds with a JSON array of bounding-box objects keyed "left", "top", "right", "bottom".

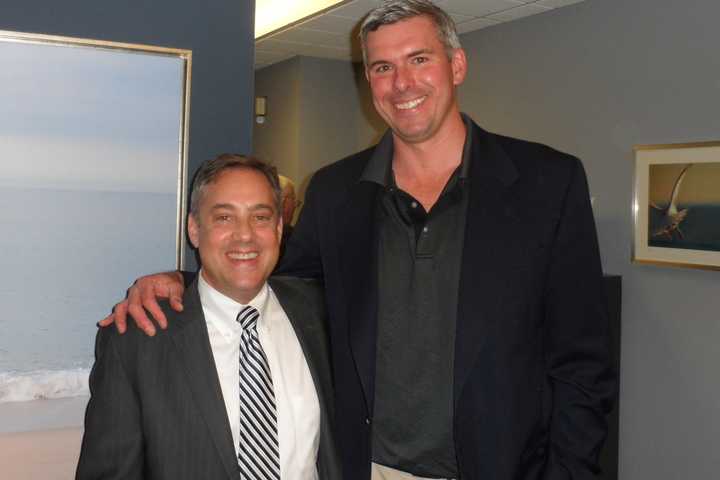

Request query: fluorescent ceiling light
[{"left": 255, "top": 0, "right": 348, "bottom": 38}]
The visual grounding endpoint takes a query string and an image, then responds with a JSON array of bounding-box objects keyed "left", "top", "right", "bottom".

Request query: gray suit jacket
[{"left": 76, "top": 276, "right": 340, "bottom": 480}]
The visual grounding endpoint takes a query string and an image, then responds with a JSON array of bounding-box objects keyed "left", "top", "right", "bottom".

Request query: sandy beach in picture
[{"left": 0, "top": 396, "right": 88, "bottom": 479}]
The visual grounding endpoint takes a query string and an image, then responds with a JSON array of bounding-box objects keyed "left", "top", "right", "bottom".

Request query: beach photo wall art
[
  {"left": 633, "top": 141, "right": 720, "bottom": 270},
  {"left": 0, "top": 30, "right": 191, "bottom": 406}
]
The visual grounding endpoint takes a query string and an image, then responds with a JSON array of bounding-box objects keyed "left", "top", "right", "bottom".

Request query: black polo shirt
[{"left": 362, "top": 116, "right": 472, "bottom": 478}]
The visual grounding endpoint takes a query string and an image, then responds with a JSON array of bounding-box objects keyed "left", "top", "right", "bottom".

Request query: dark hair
[
  {"left": 359, "top": 0, "right": 461, "bottom": 66},
  {"left": 189, "top": 153, "right": 281, "bottom": 217}
]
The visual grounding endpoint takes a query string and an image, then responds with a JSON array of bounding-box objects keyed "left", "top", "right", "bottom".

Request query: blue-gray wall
[
  {"left": 457, "top": 0, "right": 720, "bottom": 478},
  {"left": 2, "top": 0, "right": 256, "bottom": 267}
]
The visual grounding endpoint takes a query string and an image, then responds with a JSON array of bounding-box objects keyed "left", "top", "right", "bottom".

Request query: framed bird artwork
[{"left": 633, "top": 141, "right": 720, "bottom": 270}]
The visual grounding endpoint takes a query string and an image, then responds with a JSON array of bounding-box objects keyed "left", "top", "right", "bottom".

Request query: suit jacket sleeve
[
  {"left": 276, "top": 172, "right": 324, "bottom": 278},
  {"left": 76, "top": 327, "right": 144, "bottom": 479},
  {"left": 543, "top": 158, "right": 615, "bottom": 479}
]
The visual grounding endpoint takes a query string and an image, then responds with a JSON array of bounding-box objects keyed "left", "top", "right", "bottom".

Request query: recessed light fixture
[{"left": 255, "top": 0, "right": 349, "bottom": 39}]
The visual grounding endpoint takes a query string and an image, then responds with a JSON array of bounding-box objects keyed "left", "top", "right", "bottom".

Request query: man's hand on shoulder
[{"left": 98, "top": 271, "right": 186, "bottom": 336}]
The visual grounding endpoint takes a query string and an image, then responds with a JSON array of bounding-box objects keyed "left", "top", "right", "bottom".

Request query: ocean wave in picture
[{"left": 0, "top": 368, "right": 89, "bottom": 403}]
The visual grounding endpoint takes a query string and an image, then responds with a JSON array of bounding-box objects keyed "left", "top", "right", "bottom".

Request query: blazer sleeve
[
  {"left": 76, "top": 327, "right": 144, "bottom": 480},
  {"left": 276, "top": 171, "right": 324, "bottom": 279},
  {"left": 543, "top": 158, "right": 616, "bottom": 479}
]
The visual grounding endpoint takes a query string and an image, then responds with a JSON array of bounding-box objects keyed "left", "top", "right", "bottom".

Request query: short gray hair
[
  {"left": 189, "top": 154, "right": 282, "bottom": 218},
  {"left": 359, "top": 0, "right": 461, "bottom": 66}
]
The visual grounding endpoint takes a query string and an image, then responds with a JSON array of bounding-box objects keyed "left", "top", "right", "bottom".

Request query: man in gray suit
[{"left": 77, "top": 154, "right": 339, "bottom": 480}]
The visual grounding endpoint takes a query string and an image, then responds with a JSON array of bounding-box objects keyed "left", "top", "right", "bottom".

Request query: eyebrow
[
  {"left": 406, "top": 48, "right": 433, "bottom": 58},
  {"left": 368, "top": 48, "right": 434, "bottom": 69},
  {"left": 209, "top": 203, "right": 275, "bottom": 212},
  {"left": 249, "top": 204, "right": 275, "bottom": 213}
]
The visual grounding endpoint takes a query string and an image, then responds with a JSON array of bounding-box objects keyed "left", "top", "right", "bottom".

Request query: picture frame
[
  {"left": 632, "top": 141, "right": 720, "bottom": 270},
  {"left": 0, "top": 30, "right": 191, "bottom": 401}
]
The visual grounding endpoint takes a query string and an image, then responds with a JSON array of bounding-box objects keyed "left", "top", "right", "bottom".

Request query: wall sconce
[{"left": 255, "top": 96, "right": 267, "bottom": 124}]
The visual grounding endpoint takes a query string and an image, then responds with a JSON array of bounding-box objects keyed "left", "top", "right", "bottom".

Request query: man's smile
[
  {"left": 226, "top": 250, "right": 259, "bottom": 261},
  {"left": 394, "top": 95, "right": 427, "bottom": 110}
]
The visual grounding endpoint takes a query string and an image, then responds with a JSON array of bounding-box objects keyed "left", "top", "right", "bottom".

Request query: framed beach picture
[
  {"left": 633, "top": 142, "right": 720, "bottom": 270},
  {"left": 0, "top": 30, "right": 191, "bottom": 412}
]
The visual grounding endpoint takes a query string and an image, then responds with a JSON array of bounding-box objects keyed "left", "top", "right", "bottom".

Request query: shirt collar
[
  {"left": 197, "top": 269, "right": 270, "bottom": 339},
  {"left": 360, "top": 113, "right": 474, "bottom": 187}
]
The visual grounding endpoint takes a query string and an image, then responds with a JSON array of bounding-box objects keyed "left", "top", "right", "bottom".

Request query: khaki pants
[{"left": 371, "top": 462, "right": 454, "bottom": 480}]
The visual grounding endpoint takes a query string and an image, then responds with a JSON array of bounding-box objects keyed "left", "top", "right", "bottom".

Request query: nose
[
  {"left": 393, "top": 65, "right": 412, "bottom": 92},
  {"left": 232, "top": 215, "right": 253, "bottom": 242}
]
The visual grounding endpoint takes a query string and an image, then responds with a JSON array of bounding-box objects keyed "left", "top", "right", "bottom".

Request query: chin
[{"left": 395, "top": 126, "right": 434, "bottom": 143}]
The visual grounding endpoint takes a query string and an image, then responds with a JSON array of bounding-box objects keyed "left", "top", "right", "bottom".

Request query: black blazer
[
  {"left": 278, "top": 121, "right": 616, "bottom": 480},
  {"left": 76, "top": 276, "right": 340, "bottom": 480}
]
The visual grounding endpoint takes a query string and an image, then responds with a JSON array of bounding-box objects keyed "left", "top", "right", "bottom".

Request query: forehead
[
  {"left": 365, "top": 15, "right": 442, "bottom": 61},
  {"left": 200, "top": 168, "right": 274, "bottom": 208}
]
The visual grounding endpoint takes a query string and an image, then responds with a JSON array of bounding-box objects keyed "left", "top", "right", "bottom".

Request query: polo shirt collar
[{"left": 360, "top": 113, "right": 474, "bottom": 187}]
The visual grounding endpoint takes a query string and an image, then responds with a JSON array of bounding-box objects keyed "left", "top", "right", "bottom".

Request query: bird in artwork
[{"left": 649, "top": 164, "right": 692, "bottom": 240}]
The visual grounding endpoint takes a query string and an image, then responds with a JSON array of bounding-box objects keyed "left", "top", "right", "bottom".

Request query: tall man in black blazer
[
  {"left": 104, "top": 1, "right": 615, "bottom": 479},
  {"left": 78, "top": 155, "right": 340, "bottom": 479}
]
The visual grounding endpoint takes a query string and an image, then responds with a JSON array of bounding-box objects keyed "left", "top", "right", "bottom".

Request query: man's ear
[
  {"left": 451, "top": 48, "right": 468, "bottom": 86},
  {"left": 188, "top": 213, "right": 200, "bottom": 249},
  {"left": 276, "top": 216, "right": 283, "bottom": 240}
]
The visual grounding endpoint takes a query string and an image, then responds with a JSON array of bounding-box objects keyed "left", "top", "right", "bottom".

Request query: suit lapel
[
  {"left": 336, "top": 179, "right": 381, "bottom": 414},
  {"left": 454, "top": 123, "right": 519, "bottom": 406},
  {"left": 269, "top": 278, "right": 333, "bottom": 421},
  {"left": 171, "top": 282, "right": 238, "bottom": 479},
  {"left": 269, "top": 277, "right": 340, "bottom": 478}
]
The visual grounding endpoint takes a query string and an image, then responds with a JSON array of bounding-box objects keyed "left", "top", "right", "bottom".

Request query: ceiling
[{"left": 255, "top": 0, "right": 586, "bottom": 69}]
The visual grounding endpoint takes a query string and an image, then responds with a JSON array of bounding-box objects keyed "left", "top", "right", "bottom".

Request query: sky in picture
[{"left": 0, "top": 40, "right": 184, "bottom": 193}]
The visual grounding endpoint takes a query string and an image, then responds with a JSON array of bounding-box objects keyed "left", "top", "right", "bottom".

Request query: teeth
[
  {"left": 228, "top": 252, "right": 258, "bottom": 260},
  {"left": 395, "top": 96, "right": 426, "bottom": 110}
]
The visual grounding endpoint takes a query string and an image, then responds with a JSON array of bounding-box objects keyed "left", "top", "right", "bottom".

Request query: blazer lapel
[
  {"left": 454, "top": 123, "right": 519, "bottom": 406},
  {"left": 336, "top": 179, "right": 382, "bottom": 415},
  {"left": 171, "top": 282, "right": 238, "bottom": 479}
]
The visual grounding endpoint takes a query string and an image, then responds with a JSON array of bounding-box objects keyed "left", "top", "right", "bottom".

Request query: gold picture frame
[{"left": 633, "top": 141, "right": 720, "bottom": 270}]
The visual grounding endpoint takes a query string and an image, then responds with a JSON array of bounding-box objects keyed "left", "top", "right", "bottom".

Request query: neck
[
  {"left": 390, "top": 112, "right": 466, "bottom": 210},
  {"left": 199, "top": 268, "right": 261, "bottom": 306},
  {"left": 391, "top": 111, "right": 466, "bottom": 176}
]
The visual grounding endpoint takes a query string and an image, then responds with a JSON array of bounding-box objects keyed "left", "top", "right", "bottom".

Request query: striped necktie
[{"left": 236, "top": 305, "right": 280, "bottom": 479}]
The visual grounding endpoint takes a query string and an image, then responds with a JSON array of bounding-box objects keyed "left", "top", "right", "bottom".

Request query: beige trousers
[{"left": 371, "top": 462, "right": 454, "bottom": 480}]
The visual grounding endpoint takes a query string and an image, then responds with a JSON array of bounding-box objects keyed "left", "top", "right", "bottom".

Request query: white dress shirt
[{"left": 198, "top": 272, "right": 321, "bottom": 480}]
